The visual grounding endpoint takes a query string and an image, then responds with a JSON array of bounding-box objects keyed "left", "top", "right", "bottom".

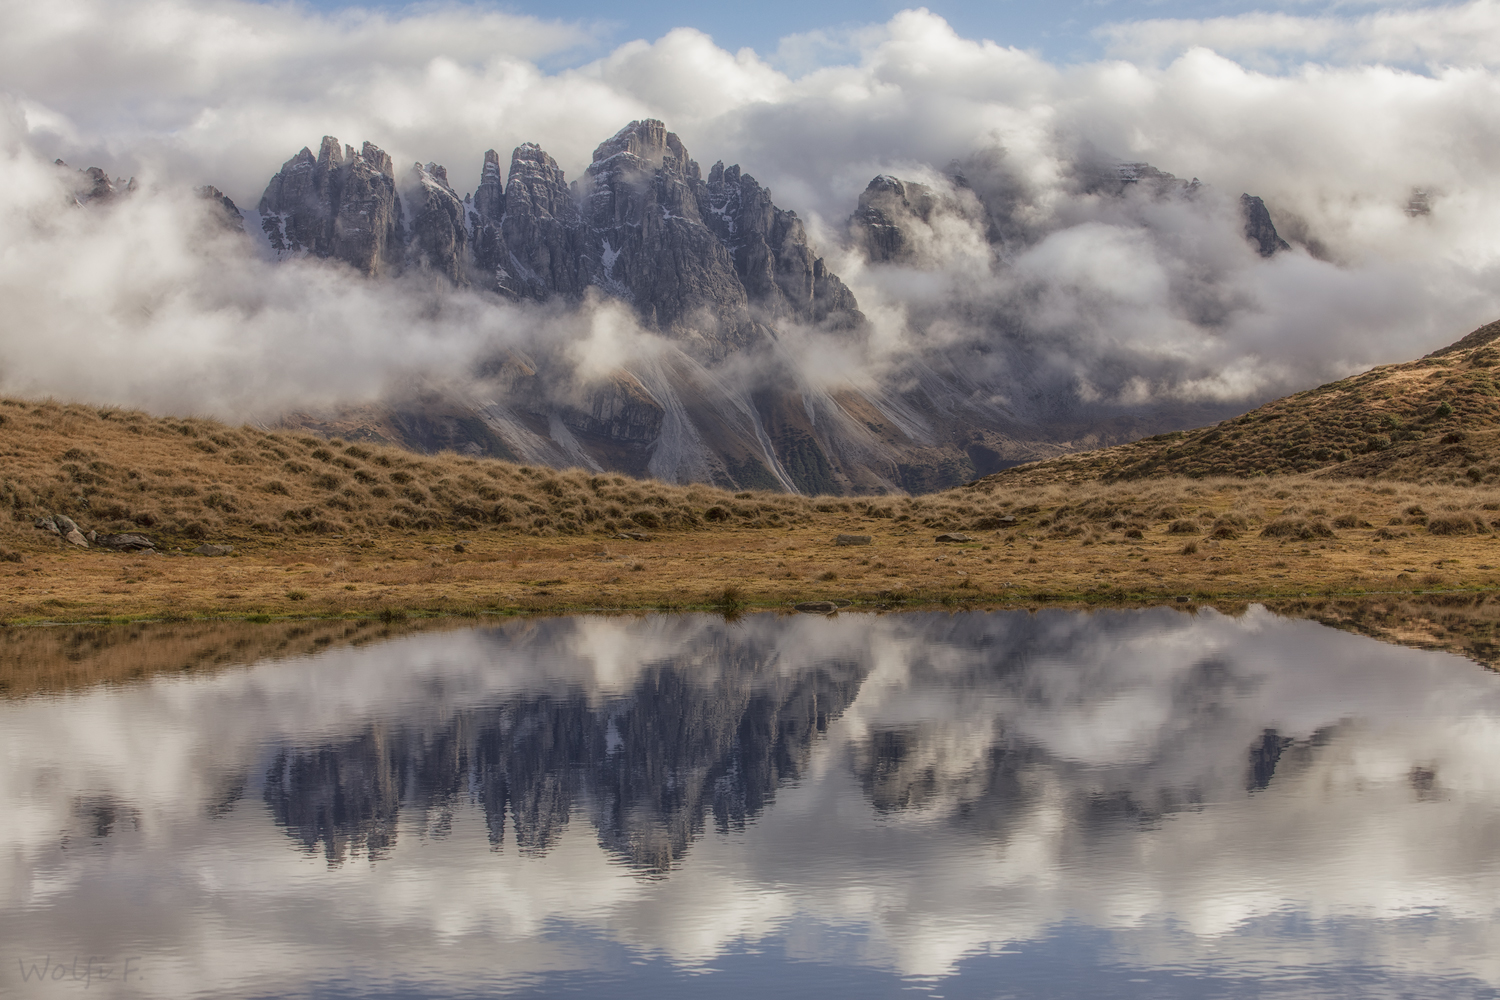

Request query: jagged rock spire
[
  {"left": 1240, "top": 193, "right": 1291, "bottom": 257},
  {"left": 249, "top": 121, "right": 864, "bottom": 344},
  {"left": 258, "top": 136, "right": 403, "bottom": 276}
]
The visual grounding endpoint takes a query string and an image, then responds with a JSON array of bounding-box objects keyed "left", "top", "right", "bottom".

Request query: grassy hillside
[
  {"left": 0, "top": 397, "right": 821, "bottom": 544},
  {"left": 12, "top": 361, "right": 1500, "bottom": 627},
  {"left": 982, "top": 320, "right": 1500, "bottom": 488},
  {"left": 0, "top": 396, "right": 1265, "bottom": 547}
]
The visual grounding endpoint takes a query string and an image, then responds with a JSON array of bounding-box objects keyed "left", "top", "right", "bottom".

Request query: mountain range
[{"left": 69, "top": 120, "right": 1294, "bottom": 495}]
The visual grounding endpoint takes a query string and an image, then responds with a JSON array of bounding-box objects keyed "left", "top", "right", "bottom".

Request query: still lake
[{"left": 3, "top": 607, "right": 1499, "bottom": 999}]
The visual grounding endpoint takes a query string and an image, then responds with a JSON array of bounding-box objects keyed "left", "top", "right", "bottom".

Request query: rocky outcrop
[
  {"left": 403, "top": 163, "right": 468, "bottom": 285},
  {"left": 574, "top": 123, "right": 754, "bottom": 351},
  {"left": 701, "top": 158, "right": 860, "bottom": 327},
  {"left": 571, "top": 372, "right": 665, "bottom": 446},
  {"left": 849, "top": 175, "right": 941, "bottom": 263},
  {"left": 258, "top": 137, "right": 404, "bottom": 277},
  {"left": 249, "top": 120, "right": 863, "bottom": 349},
  {"left": 501, "top": 143, "right": 586, "bottom": 299},
  {"left": 1240, "top": 193, "right": 1291, "bottom": 257},
  {"left": 97, "top": 533, "right": 156, "bottom": 552},
  {"left": 53, "top": 160, "right": 135, "bottom": 205},
  {"left": 35, "top": 515, "right": 155, "bottom": 551},
  {"left": 198, "top": 186, "right": 245, "bottom": 232},
  {"left": 469, "top": 149, "right": 509, "bottom": 291}
]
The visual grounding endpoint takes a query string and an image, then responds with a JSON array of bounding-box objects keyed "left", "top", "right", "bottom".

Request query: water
[{"left": 3, "top": 607, "right": 1500, "bottom": 998}]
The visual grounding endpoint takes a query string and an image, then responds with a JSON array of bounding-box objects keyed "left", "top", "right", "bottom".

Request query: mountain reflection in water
[
  {"left": 3, "top": 607, "right": 1500, "bottom": 999},
  {"left": 260, "top": 641, "right": 861, "bottom": 871}
]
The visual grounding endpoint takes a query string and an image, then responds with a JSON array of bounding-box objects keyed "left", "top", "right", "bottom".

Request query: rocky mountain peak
[
  {"left": 473, "top": 149, "right": 505, "bottom": 222},
  {"left": 198, "top": 185, "right": 245, "bottom": 232},
  {"left": 257, "top": 134, "right": 403, "bottom": 276},
  {"left": 54, "top": 160, "right": 134, "bottom": 204},
  {"left": 358, "top": 141, "right": 394, "bottom": 178},
  {"left": 589, "top": 119, "right": 689, "bottom": 174},
  {"left": 850, "top": 162, "right": 1294, "bottom": 265},
  {"left": 506, "top": 143, "right": 576, "bottom": 224},
  {"left": 245, "top": 122, "right": 861, "bottom": 341},
  {"left": 404, "top": 162, "right": 467, "bottom": 285},
  {"left": 419, "top": 162, "right": 454, "bottom": 192},
  {"left": 315, "top": 136, "right": 343, "bottom": 171},
  {"left": 851, "top": 175, "right": 943, "bottom": 263},
  {"left": 1240, "top": 193, "right": 1291, "bottom": 257},
  {"left": 583, "top": 120, "right": 703, "bottom": 229}
]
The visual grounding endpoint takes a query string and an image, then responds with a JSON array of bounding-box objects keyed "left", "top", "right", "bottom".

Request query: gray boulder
[
  {"left": 834, "top": 534, "right": 872, "bottom": 546},
  {"left": 63, "top": 529, "right": 88, "bottom": 548},
  {"left": 96, "top": 533, "right": 156, "bottom": 552},
  {"left": 191, "top": 544, "right": 233, "bottom": 557}
]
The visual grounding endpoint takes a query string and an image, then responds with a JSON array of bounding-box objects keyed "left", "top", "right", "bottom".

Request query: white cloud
[
  {"left": 3, "top": 610, "right": 1500, "bottom": 991},
  {"left": 1099, "top": 0, "right": 1500, "bottom": 70},
  {"left": 2, "top": 0, "right": 1500, "bottom": 420}
]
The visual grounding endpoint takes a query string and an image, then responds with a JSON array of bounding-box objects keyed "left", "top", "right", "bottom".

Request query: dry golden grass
[
  {"left": 0, "top": 396, "right": 817, "bottom": 541},
  {"left": 986, "top": 319, "right": 1500, "bottom": 487},
  {"left": 5, "top": 417, "right": 1500, "bottom": 624}
]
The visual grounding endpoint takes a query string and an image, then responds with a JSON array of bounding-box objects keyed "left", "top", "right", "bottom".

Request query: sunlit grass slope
[
  {"left": 10, "top": 378, "right": 1500, "bottom": 623},
  {"left": 984, "top": 319, "right": 1500, "bottom": 487}
]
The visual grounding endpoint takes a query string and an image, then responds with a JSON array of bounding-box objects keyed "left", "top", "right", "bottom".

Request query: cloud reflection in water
[{"left": 2, "top": 606, "right": 1499, "bottom": 998}]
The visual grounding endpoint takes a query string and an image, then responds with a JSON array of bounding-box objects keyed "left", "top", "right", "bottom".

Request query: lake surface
[{"left": 3, "top": 607, "right": 1500, "bottom": 999}]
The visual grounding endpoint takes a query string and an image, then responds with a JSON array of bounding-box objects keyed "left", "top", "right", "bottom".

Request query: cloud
[
  {"left": 1098, "top": 0, "right": 1500, "bottom": 71},
  {"left": 3, "top": 610, "right": 1500, "bottom": 990},
  {"left": 0, "top": 99, "right": 657, "bottom": 418},
  {"left": 2, "top": 1, "right": 1500, "bottom": 423}
]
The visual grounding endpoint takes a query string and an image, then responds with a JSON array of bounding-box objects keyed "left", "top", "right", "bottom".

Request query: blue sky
[{"left": 279, "top": 0, "right": 1428, "bottom": 66}]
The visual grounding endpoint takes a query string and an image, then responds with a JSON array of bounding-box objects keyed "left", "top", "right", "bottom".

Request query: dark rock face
[
  {"left": 582, "top": 122, "right": 750, "bottom": 345},
  {"left": 258, "top": 137, "right": 404, "bottom": 277},
  {"left": 250, "top": 120, "right": 862, "bottom": 348},
  {"left": 850, "top": 175, "right": 940, "bottom": 263},
  {"left": 1240, "top": 193, "right": 1291, "bottom": 257},
  {"left": 472, "top": 149, "right": 506, "bottom": 222},
  {"left": 571, "top": 373, "right": 665, "bottom": 446},
  {"left": 469, "top": 149, "right": 509, "bottom": 291},
  {"left": 403, "top": 163, "right": 468, "bottom": 285},
  {"left": 501, "top": 142, "right": 586, "bottom": 299},
  {"left": 701, "top": 158, "right": 861, "bottom": 327},
  {"left": 256, "top": 123, "right": 1171, "bottom": 496}
]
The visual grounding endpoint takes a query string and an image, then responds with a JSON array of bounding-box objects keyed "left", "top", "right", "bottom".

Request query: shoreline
[
  {"left": 4, "top": 589, "right": 1497, "bottom": 702},
  {"left": 6, "top": 519, "right": 1500, "bottom": 628},
  {"left": 5, "top": 583, "right": 1500, "bottom": 628}
]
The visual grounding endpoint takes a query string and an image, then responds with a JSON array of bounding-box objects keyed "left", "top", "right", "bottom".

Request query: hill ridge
[{"left": 978, "top": 319, "right": 1500, "bottom": 488}]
